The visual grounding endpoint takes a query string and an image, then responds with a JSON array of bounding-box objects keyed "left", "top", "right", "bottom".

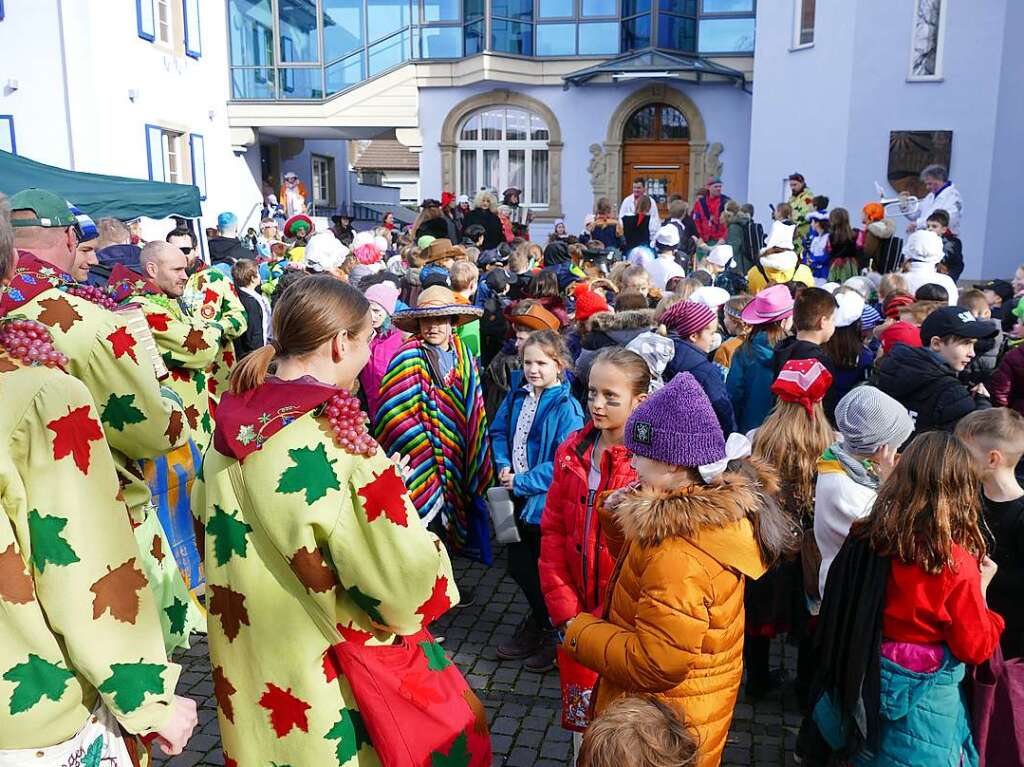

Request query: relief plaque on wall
[{"left": 888, "top": 130, "right": 953, "bottom": 198}]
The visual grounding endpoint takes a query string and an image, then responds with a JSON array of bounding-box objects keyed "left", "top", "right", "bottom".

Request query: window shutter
[
  {"left": 190, "top": 134, "right": 207, "bottom": 200},
  {"left": 183, "top": 0, "right": 202, "bottom": 58},
  {"left": 136, "top": 0, "right": 156, "bottom": 41},
  {"left": 0, "top": 116, "right": 15, "bottom": 155},
  {"left": 146, "top": 125, "right": 165, "bottom": 181}
]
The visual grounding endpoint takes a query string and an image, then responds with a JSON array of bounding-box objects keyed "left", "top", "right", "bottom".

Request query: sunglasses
[{"left": 180, "top": 246, "right": 193, "bottom": 255}]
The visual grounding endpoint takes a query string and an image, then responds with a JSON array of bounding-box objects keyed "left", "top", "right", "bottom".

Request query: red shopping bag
[
  {"left": 330, "top": 629, "right": 492, "bottom": 767},
  {"left": 557, "top": 645, "right": 599, "bottom": 732}
]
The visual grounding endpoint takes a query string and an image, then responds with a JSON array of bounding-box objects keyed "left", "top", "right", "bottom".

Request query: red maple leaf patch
[
  {"left": 399, "top": 668, "right": 447, "bottom": 708},
  {"left": 146, "top": 312, "right": 170, "bottom": 332},
  {"left": 357, "top": 466, "right": 409, "bottom": 526},
  {"left": 322, "top": 623, "right": 373, "bottom": 681},
  {"left": 47, "top": 405, "right": 104, "bottom": 474},
  {"left": 416, "top": 576, "right": 453, "bottom": 625},
  {"left": 223, "top": 348, "right": 235, "bottom": 367},
  {"left": 203, "top": 288, "right": 219, "bottom": 305},
  {"left": 106, "top": 326, "right": 139, "bottom": 364},
  {"left": 258, "top": 683, "right": 311, "bottom": 738}
]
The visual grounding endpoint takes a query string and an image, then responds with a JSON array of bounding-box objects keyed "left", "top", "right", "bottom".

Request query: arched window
[
  {"left": 624, "top": 104, "right": 690, "bottom": 140},
  {"left": 457, "top": 107, "right": 550, "bottom": 206}
]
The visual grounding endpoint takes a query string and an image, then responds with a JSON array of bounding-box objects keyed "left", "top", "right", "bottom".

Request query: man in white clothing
[
  {"left": 619, "top": 177, "right": 661, "bottom": 239},
  {"left": 906, "top": 164, "right": 962, "bottom": 234},
  {"left": 645, "top": 225, "right": 687, "bottom": 290},
  {"left": 901, "top": 229, "right": 959, "bottom": 305}
]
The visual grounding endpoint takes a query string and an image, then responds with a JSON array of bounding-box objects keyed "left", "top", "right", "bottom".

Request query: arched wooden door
[{"left": 621, "top": 104, "right": 690, "bottom": 218}]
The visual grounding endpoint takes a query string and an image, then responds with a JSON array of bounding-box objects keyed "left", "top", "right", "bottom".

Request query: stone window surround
[{"left": 440, "top": 89, "right": 564, "bottom": 221}]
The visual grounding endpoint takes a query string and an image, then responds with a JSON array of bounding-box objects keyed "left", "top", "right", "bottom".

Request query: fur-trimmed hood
[
  {"left": 606, "top": 459, "right": 780, "bottom": 577},
  {"left": 759, "top": 250, "right": 798, "bottom": 273},
  {"left": 867, "top": 218, "right": 896, "bottom": 239},
  {"left": 588, "top": 308, "right": 656, "bottom": 333}
]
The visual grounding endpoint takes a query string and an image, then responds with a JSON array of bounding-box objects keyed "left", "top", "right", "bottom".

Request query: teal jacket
[
  {"left": 814, "top": 650, "right": 978, "bottom": 767},
  {"left": 726, "top": 331, "right": 778, "bottom": 433}
]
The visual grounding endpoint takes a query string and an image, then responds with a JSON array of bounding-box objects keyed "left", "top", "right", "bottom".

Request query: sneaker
[
  {"left": 523, "top": 632, "right": 558, "bottom": 673},
  {"left": 496, "top": 618, "right": 543, "bottom": 661}
]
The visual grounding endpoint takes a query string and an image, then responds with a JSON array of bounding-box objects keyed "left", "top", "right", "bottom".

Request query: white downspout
[{"left": 56, "top": 0, "right": 76, "bottom": 169}]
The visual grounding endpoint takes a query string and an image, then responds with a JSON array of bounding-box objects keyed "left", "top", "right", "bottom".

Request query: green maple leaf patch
[
  {"left": 276, "top": 444, "right": 340, "bottom": 504},
  {"left": 420, "top": 640, "right": 453, "bottom": 672},
  {"left": 431, "top": 732, "right": 471, "bottom": 767},
  {"left": 164, "top": 597, "right": 189, "bottom": 636},
  {"left": 98, "top": 662, "right": 166, "bottom": 713},
  {"left": 206, "top": 505, "right": 252, "bottom": 566},
  {"left": 27, "top": 509, "right": 80, "bottom": 572},
  {"left": 101, "top": 393, "right": 145, "bottom": 431},
  {"left": 3, "top": 654, "right": 75, "bottom": 714},
  {"left": 325, "top": 708, "right": 372, "bottom": 765},
  {"left": 346, "top": 584, "right": 384, "bottom": 625}
]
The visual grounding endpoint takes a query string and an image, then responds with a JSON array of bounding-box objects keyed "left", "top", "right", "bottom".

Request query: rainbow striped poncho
[{"left": 374, "top": 334, "right": 494, "bottom": 563}]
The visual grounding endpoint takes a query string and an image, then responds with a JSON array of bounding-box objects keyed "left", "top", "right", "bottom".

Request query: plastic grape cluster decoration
[
  {"left": 324, "top": 392, "right": 378, "bottom": 457},
  {"left": 0, "top": 319, "right": 69, "bottom": 368},
  {"left": 65, "top": 284, "right": 118, "bottom": 310}
]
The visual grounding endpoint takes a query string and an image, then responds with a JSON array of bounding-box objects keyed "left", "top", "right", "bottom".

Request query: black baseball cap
[
  {"left": 974, "top": 279, "right": 1014, "bottom": 302},
  {"left": 921, "top": 306, "right": 1000, "bottom": 345}
]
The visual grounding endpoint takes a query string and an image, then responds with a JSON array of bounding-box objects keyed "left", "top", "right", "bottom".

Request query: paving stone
[
  {"left": 514, "top": 728, "right": 544, "bottom": 749},
  {"left": 492, "top": 734, "right": 515, "bottom": 754},
  {"left": 506, "top": 746, "right": 539, "bottom": 767},
  {"left": 491, "top": 716, "right": 520, "bottom": 736}
]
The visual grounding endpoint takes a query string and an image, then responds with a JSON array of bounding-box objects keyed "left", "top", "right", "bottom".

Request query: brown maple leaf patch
[
  {"left": 89, "top": 557, "right": 148, "bottom": 623},
  {"left": 289, "top": 546, "right": 339, "bottom": 593},
  {"left": 37, "top": 296, "right": 82, "bottom": 333}
]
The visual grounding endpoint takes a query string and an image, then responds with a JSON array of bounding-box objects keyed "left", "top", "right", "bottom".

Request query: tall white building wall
[{"left": 0, "top": 0, "right": 259, "bottom": 231}]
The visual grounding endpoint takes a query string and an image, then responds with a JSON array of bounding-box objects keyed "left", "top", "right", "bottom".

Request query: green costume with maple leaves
[
  {"left": 193, "top": 377, "right": 458, "bottom": 766},
  {"left": 0, "top": 356, "right": 178, "bottom": 758},
  {"left": 181, "top": 266, "right": 247, "bottom": 415},
  {"left": 1, "top": 252, "right": 200, "bottom": 653},
  {"left": 788, "top": 186, "right": 815, "bottom": 257}
]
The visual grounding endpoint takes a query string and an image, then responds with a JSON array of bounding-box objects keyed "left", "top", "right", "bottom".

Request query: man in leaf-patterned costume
[
  {"left": 0, "top": 203, "right": 197, "bottom": 763},
  {"left": 109, "top": 241, "right": 226, "bottom": 454},
  {"left": 1, "top": 189, "right": 200, "bottom": 651},
  {"left": 179, "top": 244, "right": 247, "bottom": 417}
]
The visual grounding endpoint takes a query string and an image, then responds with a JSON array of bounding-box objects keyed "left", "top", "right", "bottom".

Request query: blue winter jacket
[
  {"left": 726, "top": 331, "right": 778, "bottom": 433},
  {"left": 665, "top": 335, "right": 737, "bottom": 435},
  {"left": 813, "top": 650, "right": 977, "bottom": 767},
  {"left": 491, "top": 374, "right": 585, "bottom": 525}
]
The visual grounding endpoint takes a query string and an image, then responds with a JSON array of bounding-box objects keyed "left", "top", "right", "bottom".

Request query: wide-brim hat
[
  {"left": 422, "top": 238, "right": 465, "bottom": 264},
  {"left": 511, "top": 303, "right": 561, "bottom": 332},
  {"left": 284, "top": 214, "right": 314, "bottom": 239},
  {"left": 393, "top": 286, "right": 483, "bottom": 332},
  {"left": 740, "top": 284, "right": 794, "bottom": 325}
]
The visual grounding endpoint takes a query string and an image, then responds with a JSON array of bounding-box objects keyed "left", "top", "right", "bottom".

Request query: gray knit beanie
[{"left": 835, "top": 385, "right": 914, "bottom": 454}]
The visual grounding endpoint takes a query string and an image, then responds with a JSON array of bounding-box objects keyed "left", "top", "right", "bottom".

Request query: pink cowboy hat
[{"left": 740, "top": 284, "right": 794, "bottom": 325}]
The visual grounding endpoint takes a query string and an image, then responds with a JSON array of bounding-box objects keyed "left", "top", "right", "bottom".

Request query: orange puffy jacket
[{"left": 563, "top": 464, "right": 775, "bottom": 767}]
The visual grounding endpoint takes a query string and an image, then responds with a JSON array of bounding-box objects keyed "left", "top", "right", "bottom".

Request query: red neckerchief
[
  {"left": 107, "top": 264, "right": 161, "bottom": 303},
  {"left": 0, "top": 251, "right": 76, "bottom": 316},
  {"left": 214, "top": 377, "right": 340, "bottom": 462}
]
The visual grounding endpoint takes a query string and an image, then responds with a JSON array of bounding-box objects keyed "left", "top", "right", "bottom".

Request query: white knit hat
[
  {"left": 833, "top": 291, "right": 866, "bottom": 328},
  {"left": 305, "top": 231, "right": 349, "bottom": 272},
  {"left": 835, "top": 386, "right": 914, "bottom": 453},
  {"left": 655, "top": 224, "right": 680, "bottom": 249},
  {"left": 707, "top": 244, "right": 735, "bottom": 268},
  {"left": 904, "top": 230, "right": 944, "bottom": 264}
]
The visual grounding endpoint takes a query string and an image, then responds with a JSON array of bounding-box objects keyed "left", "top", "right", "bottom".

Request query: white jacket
[
  {"left": 901, "top": 261, "right": 959, "bottom": 305},
  {"left": 814, "top": 466, "right": 877, "bottom": 597},
  {"left": 912, "top": 182, "right": 963, "bottom": 233}
]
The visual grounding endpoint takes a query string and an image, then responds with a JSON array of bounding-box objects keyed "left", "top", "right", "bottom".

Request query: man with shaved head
[
  {"left": 109, "top": 240, "right": 225, "bottom": 452},
  {"left": 0, "top": 188, "right": 198, "bottom": 652}
]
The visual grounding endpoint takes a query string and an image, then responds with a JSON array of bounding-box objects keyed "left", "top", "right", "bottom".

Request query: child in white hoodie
[{"left": 813, "top": 386, "right": 914, "bottom": 596}]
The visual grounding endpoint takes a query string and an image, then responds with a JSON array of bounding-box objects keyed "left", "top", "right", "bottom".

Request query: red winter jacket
[
  {"left": 539, "top": 423, "right": 637, "bottom": 626},
  {"left": 990, "top": 344, "right": 1024, "bottom": 415}
]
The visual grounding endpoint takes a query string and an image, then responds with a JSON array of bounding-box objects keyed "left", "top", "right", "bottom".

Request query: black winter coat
[
  {"left": 461, "top": 208, "right": 505, "bottom": 250},
  {"left": 872, "top": 344, "right": 990, "bottom": 435}
]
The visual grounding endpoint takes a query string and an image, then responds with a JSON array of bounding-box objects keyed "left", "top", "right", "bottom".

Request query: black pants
[{"left": 507, "top": 512, "right": 550, "bottom": 630}]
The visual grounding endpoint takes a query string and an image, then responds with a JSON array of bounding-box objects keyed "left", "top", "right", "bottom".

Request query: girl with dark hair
[
  {"left": 801, "top": 432, "right": 1003, "bottom": 766},
  {"left": 826, "top": 207, "right": 863, "bottom": 283},
  {"left": 823, "top": 289, "right": 875, "bottom": 409},
  {"left": 622, "top": 195, "right": 654, "bottom": 253},
  {"left": 195, "top": 275, "right": 459, "bottom": 766}
]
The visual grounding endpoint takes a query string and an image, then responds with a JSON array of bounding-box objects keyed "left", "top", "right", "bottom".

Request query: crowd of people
[{"left": 0, "top": 160, "right": 1020, "bottom": 767}]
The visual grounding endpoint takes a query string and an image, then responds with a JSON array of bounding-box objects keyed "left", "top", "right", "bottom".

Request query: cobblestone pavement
[{"left": 156, "top": 550, "right": 801, "bottom": 767}]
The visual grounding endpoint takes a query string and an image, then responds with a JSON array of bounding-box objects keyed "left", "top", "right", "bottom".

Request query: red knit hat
[
  {"left": 771, "top": 359, "right": 833, "bottom": 417},
  {"left": 882, "top": 292, "right": 915, "bottom": 319},
  {"left": 441, "top": 191, "right": 456, "bottom": 208},
  {"left": 880, "top": 321, "right": 924, "bottom": 354},
  {"left": 573, "top": 284, "right": 611, "bottom": 323}
]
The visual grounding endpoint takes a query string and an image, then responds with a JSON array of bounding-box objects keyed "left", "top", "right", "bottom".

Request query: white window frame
[
  {"left": 311, "top": 154, "right": 335, "bottom": 208},
  {"left": 146, "top": 125, "right": 186, "bottom": 183},
  {"left": 790, "top": 0, "right": 814, "bottom": 50},
  {"left": 907, "top": 0, "right": 947, "bottom": 82},
  {"left": 456, "top": 107, "right": 550, "bottom": 208}
]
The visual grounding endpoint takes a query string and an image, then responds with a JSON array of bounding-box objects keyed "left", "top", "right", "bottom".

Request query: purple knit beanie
[
  {"left": 625, "top": 372, "right": 726, "bottom": 468},
  {"left": 661, "top": 301, "right": 716, "bottom": 338}
]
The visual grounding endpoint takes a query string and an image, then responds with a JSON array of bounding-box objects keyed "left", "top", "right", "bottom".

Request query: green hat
[{"left": 10, "top": 188, "right": 78, "bottom": 229}]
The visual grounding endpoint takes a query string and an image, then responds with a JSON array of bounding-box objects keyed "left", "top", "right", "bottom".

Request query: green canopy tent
[{"left": 0, "top": 149, "right": 201, "bottom": 220}]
